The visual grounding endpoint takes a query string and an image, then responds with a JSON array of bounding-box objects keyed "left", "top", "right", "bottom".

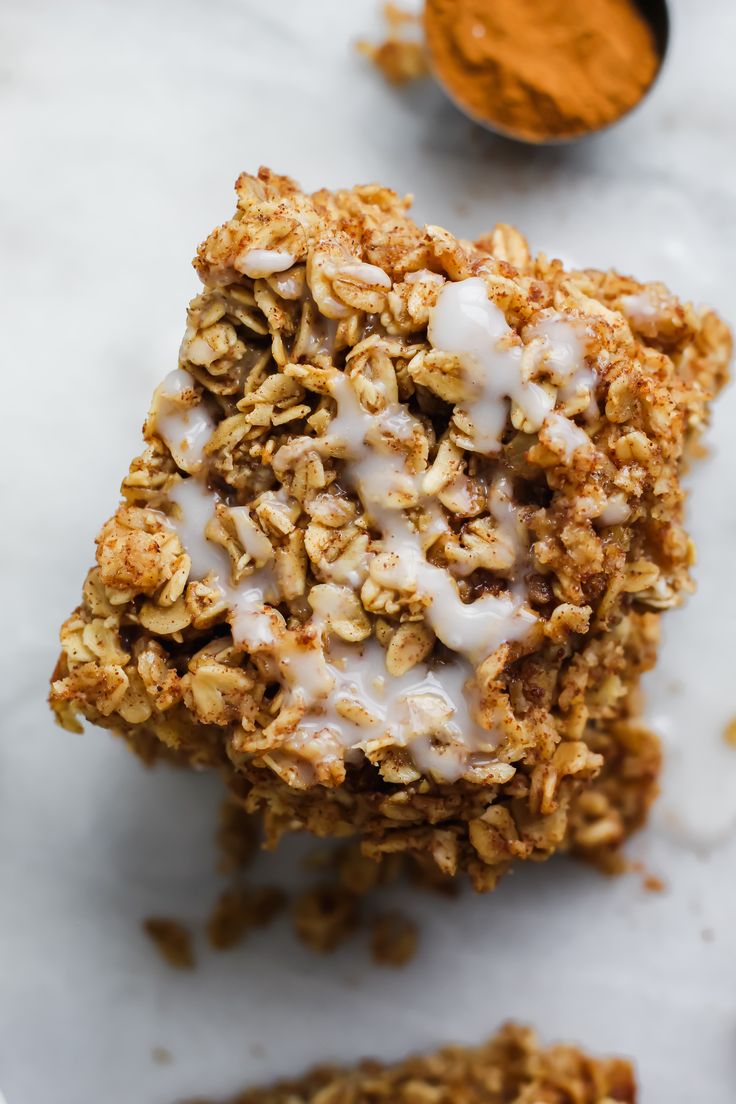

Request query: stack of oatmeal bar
[{"left": 51, "top": 168, "right": 729, "bottom": 893}]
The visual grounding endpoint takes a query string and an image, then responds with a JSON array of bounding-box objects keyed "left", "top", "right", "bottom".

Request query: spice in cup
[{"left": 424, "top": 0, "right": 665, "bottom": 143}]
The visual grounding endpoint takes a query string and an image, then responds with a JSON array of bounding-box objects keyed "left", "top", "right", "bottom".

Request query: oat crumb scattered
[
  {"left": 358, "top": 38, "right": 428, "bottom": 85},
  {"left": 336, "top": 842, "right": 402, "bottom": 895},
  {"left": 152, "top": 1046, "right": 173, "bottom": 1065},
  {"left": 723, "top": 717, "right": 736, "bottom": 747},
  {"left": 370, "top": 911, "right": 419, "bottom": 967},
  {"left": 217, "top": 799, "right": 259, "bottom": 873},
  {"left": 143, "top": 917, "right": 195, "bottom": 970},
  {"left": 207, "top": 886, "right": 285, "bottom": 950},
  {"left": 627, "top": 860, "right": 667, "bottom": 893},
  {"left": 292, "top": 885, "right": 360, "bottom": 953},
  {"left": 408, "top": 855, "right": 461, "bottom": 897},
  {"left": 357, "top": 3, "right": 428, "bottom": 86},
  {"left": 384, "top": 1, "right": 416, "bottom": 29}
]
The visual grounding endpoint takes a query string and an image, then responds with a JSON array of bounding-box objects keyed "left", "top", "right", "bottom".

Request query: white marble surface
[{"left": 1, "top": 1, "right": 735, "bottom": 1101}]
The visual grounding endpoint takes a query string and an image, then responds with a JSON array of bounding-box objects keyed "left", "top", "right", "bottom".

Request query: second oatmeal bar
[
  {"left": 51, "top": 169, "right": 730, "bottom": 889},
  {"left": 181, "top": 1022, "right": 636, "bottom": 1103}
]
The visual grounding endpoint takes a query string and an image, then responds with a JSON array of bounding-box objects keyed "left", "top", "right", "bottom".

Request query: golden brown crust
[
  {"left": 182, "top": 1022, "right": 636, "bottom": 1103},
  {"left": 50, "top": 168, "right": 731, "bottom": 888}
]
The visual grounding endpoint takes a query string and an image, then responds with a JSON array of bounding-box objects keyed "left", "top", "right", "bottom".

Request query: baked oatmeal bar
[
  {"left": 183, "top": 1022, "right": 636, "bottom": 1103},
  {"left": 50, "top": 169, "right": 730, "bottom": 889}
]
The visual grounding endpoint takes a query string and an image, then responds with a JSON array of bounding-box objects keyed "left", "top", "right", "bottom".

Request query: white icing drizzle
[
  {"left": 542, "top": 412, "right": 593, "bottom": 462},
  {"left": 530, "top": 316, "right": 586, "bottom": 384},
  {"left": 405, "top": 268, "right": 445, "bottom": 287},
  {"left": 156, "top": 275, "right": 606, "bottom": 783},
  {"left": 279, "top": 635, "right": 493, "bottom": 784},
  {"left": 319, "top": 373, "right": 537, "bottom": 665},
  {"left": 620, "top": 291, "right": 659, "bottom": 325},
  {"left": 598, "top": 494, "right": 631, "bottom": 526},
  {"left": 428, "top": 278, "right": 554, "bottom": 454},
  {"left": 167, "top": 476, "right": 225, "bottom": 580},
  {"left": 153, "top": 369, "right": 216, "bottom": 475},
  {"left": 268, "top": 267, "right": 303, "bottom": 300},
  {"left": 488, "top": 475, "right": 525, "bottom": 572},
  {"left": 528, "top": 314, "right": 598, "bottom": 417},
  {"left": 230, "top": 507, "right": 274, "bottom": 565},
  {"left": 236, "top": 248, "right": 297, "bottom": 278},
  {"left": 167, "top": 477, "right": 280, "bottom": 650},
  {"left": 162, "top": 368, "right": 532, "bottom": 778},
  {"left": 302, "top": 314, "right": 338, "bottom": 357},
  {"left": 163, "top": 494, "right": 503, "bottom": 781}
]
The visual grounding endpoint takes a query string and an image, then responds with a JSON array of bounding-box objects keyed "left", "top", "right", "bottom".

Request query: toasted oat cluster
[
  {"left": 51, "top": 168, "right": 730, "bottom": 889},
  {"left": 184, "top": 1022, "right": 636, "bottom": 1104}
]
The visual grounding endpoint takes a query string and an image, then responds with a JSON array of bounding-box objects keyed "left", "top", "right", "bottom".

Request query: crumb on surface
[
  {"left": 143, "top": 917, "right": 195, "bottom": 970},
  {"left": 627, "top": 859, "right": 667, "bottom": 894},
  {"left": 334, "top": 841, "right": 402, "bottom": 895},
  {"left": 292, "top": 884, "right": 361, "bottom": 953},
  {"left": 370, "top": 911, "right": 418, "bottom": 967},
  {"left": 206, "top": 885, "right": 285, "bottom": 950},
  {"left": 357, "top": 2, "right": 428, "bottom": 86}
]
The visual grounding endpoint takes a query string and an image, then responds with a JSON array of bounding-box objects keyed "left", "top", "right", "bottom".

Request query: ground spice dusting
[{"left": 424, "top": 0, "right": 660, "bottom": 141}]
